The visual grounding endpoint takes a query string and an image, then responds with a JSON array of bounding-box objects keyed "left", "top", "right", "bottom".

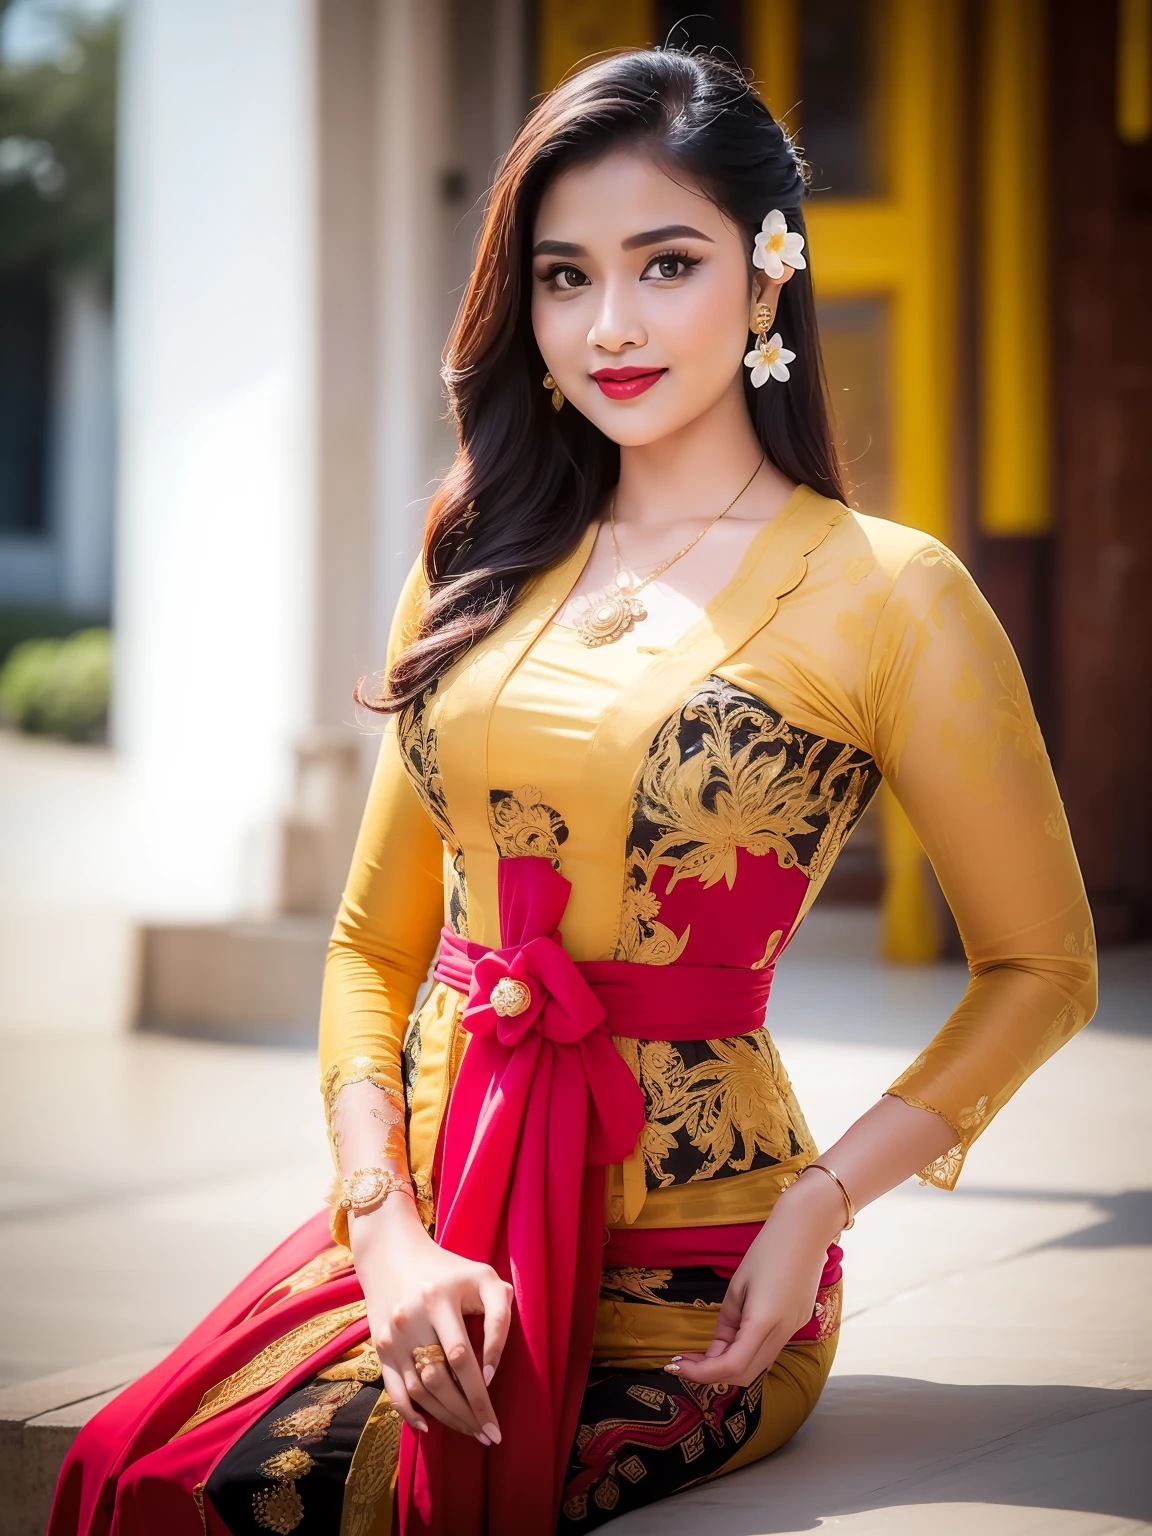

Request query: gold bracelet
[
  {"left": 334, "top": 1167, "right": 414, "bottom": 1215},
  {"left": 799, "top": 1162, "right": 856, "bottom": 1230}
]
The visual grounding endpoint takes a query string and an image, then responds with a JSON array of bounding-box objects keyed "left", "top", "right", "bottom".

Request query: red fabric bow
[{"left": 397, "top": 858, "right": 647, "bottom": 1535}]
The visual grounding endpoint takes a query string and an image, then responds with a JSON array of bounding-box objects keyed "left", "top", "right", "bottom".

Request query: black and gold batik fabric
[
  {"left": 558, "top": 1267, "right": 835, "bottom": 1532},
  {"left": 206, "top": 1368, "right": 383, "bottom": 1534},
  {"left": 204, "top": 1267, "right": 833, "bottom": 1535}
]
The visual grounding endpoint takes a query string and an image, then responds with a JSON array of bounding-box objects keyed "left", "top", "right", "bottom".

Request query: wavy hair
[{"left": 362, "top": 48, "right": 845, "bottom": 715}]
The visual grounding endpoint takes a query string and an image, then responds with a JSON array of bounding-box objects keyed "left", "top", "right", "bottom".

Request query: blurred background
[
  {"left": 0, "top": 0, "right": 1149, "bottom": 1040},
  {"left": 1, "top": 0, "right": 1150, "bottom": 1049},
  {"left": 1, "top": 5, "right": 1150, "bottom": 1531}
]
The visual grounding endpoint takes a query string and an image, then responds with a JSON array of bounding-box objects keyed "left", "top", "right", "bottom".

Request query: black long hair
[{"left": 365, "top": 48, "right": 845, "bottom": 715}]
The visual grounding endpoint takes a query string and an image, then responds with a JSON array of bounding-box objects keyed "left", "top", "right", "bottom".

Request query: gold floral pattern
[
  {"left": 488, "top": 783, "right": 569, "bottom": 865},
  {"left": 751, "top": 929, "right": 783, "bottom": 969},
  {"left": 172, "top": 1300, "right": 367, "bottom": 1437},
  {"left": 814, "top": 1278, "right": 842, "bottom": 1341},
  {"left": 615, "top": 1029, "right": 815, "bottom": 1189},
  {"left": 322, "top": 1059, "right": 407, "bottom": 1167},
  {"left": 259, "top": 1447, "right": 315, "bottom": 1480},
  {"left": 396, "top": 701, "right": 467, "bottom": 935},
  {"left": 341, "top": 1389, "right": 403, "bottom": 1536},
  {"left": 252, "top": 1480, "right": 305, "bottom": 1533},
  {"left": 905, "top": 1092, "right": 992, "bottom": 1191},
  {"left": 601, "top": 1268, "right": 674, "bottom": 1305},
  {"left": 192, "top": 1482, "right": 208, "bottom": 1536},
  {"left": 993, "top": 658, "right": 1046, "bottom": 763},
  {"left": 317, "top": 1340, "right": 382, "bottom": 1383},
  {"left": 615, "top": 677, "right": 880, "bottom": 963},
  {"left": 270, "top": 1402, "right": 338, "bottom": 1440},
  {"left": 1045, "top": 808, "right": 1069, "bottom": 839}
]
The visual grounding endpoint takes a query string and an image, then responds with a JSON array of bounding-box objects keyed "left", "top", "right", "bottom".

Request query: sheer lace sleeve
[
  {"left": 866, "top": 542, "right": 1097, "bottom": 1188},
  {"left": 317, "top": 558, "right": 445, "bottom": 1235}
]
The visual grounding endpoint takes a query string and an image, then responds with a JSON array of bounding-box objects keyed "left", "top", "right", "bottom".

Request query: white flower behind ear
[
  {"left": 753, "top": 209, "right": 807, "bottom": 278},
  {"left": 743, "top": 334, "right": 796, "bottom": 388}
]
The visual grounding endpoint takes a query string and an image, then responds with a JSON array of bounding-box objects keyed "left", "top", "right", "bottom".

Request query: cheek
[
  {"left": 652, "top": 279, "right": 748, "bottom": 375},
  {"left": 531, "top": 292, "right": 583, "bottom": 367}
]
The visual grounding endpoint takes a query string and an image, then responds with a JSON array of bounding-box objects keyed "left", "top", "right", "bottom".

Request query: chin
[{"left": 578, "top": 395, "right": 696, "bottom": 449}]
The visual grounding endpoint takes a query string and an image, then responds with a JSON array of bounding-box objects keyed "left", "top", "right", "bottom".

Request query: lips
[{"left": 591, "top": 366, "right": 667, "bottom": 400}]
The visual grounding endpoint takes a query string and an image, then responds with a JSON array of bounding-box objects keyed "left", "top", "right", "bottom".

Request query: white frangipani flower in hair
[
  {"left": 744, "top": 333, "right": 796, "bottom": 388},
  {"left": 752, "top": 209, "right": 806, "bottom": 278}
]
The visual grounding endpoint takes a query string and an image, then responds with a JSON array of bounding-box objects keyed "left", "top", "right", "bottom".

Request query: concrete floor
[{"left": 1, "top": 913, "right": 1149, "bottom": 1533}]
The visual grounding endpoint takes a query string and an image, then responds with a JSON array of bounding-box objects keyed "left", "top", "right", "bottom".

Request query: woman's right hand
[{"left": 349, "top": 1191, "right": 513, "bottom": 1445}]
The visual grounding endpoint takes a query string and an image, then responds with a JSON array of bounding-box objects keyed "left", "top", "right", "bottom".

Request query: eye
[
  {"left": 540, "top": 263, "right": 590, "bottom": 291},
  {"left": 642, "top": 251, "right": 700, "bottom": 282}
]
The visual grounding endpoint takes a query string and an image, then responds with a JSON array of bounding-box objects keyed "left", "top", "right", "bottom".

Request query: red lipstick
[{"left": 591, "top": 366, "right": 667, "bottom": 400}]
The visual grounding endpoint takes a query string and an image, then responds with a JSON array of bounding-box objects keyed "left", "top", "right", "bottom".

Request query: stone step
[
  {"left": 139, "top": 916, "right": 331, "bottom": 1044},
  {"left": 0, "top": 1348, "right": 168, "bottom": 1536}
]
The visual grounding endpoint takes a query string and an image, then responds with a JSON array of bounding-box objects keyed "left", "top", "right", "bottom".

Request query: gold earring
[
  {"left": 744, "top": 298, "right": 794, "bottom": 388},
  {"left": 754, "top": 302, "right": 775, "bottom": 343},
  {"left": 542, "top": 371, "right": 564, "bottom": 412}
]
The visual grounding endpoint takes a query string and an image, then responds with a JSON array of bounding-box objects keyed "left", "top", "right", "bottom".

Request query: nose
[{"left": 587, "top": 274, "right": 647, "bottom": 355}]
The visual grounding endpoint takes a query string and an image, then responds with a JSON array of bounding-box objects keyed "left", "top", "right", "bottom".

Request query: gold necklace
[{"left": 574, "top": 455, "right": 766, "bottom": 647}]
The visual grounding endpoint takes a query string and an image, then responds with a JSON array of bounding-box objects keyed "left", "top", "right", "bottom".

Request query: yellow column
[
  {"left": 879, "top": 786, "right": 942, "bottom": 964},
  {"left": 979, "top": 0, "right": 1051, "bottom": 535},
  {"left": 537, "top": 0, "right": 654, "bottom": 93},
  {"left": 1118, "top": 0, "right": 1152, "bottom": 142},
  {"left": 747, "top": 0, "right": 799, "bottom": 128}
]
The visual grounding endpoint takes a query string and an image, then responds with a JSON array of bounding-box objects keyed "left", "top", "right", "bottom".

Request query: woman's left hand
[{"left": 671, "top": 1169, "right": 846, "bottom": 1387}]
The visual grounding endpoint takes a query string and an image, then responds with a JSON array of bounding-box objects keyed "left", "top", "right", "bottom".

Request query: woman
[{"left": 51, "top": 48, "right": 1096, "bottom": 1536}]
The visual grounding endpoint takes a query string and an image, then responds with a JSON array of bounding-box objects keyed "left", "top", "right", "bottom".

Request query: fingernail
[
  {"left": 483, "top": 1422, "right": 501, "bottom": 1445},
  {"left": 476, "top": 1432, "right": 491, "bottom": 1447},
  {"left": 670, "top": 1355, "right": 683, "bottom": 1362},
  {"left": 416, "top": 1419, "right": 429, "bottom": 1433},
  {"left": 663, "top": 1363, "right": 681, "bottom": 1374},
  {"left": 483, "top": 1364, "right": 495, "bottom": 1387}
]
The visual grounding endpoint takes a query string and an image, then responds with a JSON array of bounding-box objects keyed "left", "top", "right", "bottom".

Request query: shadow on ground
[
  {"left": 945, "top": 1185, "right": 1152, "bottom": 1249},
  {"left": 614, "top": 1378, "right": 1152, "bottom": 1532}
]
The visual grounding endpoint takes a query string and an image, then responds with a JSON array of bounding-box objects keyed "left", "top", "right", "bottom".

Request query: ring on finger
[{"left": 412, "top": 1343, "right": 448, "bottom": 1375}]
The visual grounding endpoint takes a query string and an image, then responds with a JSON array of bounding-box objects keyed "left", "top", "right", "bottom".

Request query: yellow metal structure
[
  {"left": 537, "top": 0, "right": 654, "bottom": 93},
  {"left": 980, "top": 0, "right": 1051, "bottom": 535},
  {"left": 1118, "top": 0, "right": 1152, "bottom": 142},
  {"left": 747, "top": 0, "right": 799, "bottom": 130},
  {"left": 878, "top": 784, "right": 941, "bottom": 966}
]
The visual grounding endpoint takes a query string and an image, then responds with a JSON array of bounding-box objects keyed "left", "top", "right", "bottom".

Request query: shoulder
[
  {"left": 784, "top": 498, "right": 987, "bottom": 670},
  {"left": 800, "top": 501, "right": 978, "bottom": 612},
  {"left": 816, "top": 504, "right": 959, "bottom": 586},
  {"left": 385, "top": 551, "right": 431, "bottom": 667}
]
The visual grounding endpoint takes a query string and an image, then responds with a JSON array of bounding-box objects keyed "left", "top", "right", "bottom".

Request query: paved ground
[{"left": 0, "top": 911, "right": 1148, "bottom": 1533}]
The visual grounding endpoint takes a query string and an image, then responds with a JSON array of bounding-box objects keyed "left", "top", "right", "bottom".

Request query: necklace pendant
[{"left": 576, "top": 587, "right": 648, "bottom": 646}]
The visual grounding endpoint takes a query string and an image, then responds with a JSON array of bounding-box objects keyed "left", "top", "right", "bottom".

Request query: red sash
[{"left": 397, "top": 855, "right": 775, "bottom": 1535}]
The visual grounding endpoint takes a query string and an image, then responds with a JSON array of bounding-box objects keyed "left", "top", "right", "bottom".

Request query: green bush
[
  {"left": 0, "top": 627, "right": 112, "bottom": 741},
  {"left": 0, "top": 604, "right": 106, "bottom": 668}
]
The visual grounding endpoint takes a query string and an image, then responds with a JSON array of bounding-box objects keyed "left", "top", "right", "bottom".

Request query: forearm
[
  {"left": 815, "top": 1093, "right": 957, "bottom": 1213},
  {"left": 318, "top": 725, "right": 446, "bottom": 1233},
  {"left": 767, "top": 1095, "right": 956, "bottom": 1245},
  {"left": 331, "top": 1076, "right": 410, "bottom": 1180}
]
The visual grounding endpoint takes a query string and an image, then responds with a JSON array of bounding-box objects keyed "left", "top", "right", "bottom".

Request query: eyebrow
[{"left": 531, "top": 224, "right": 715, "bottom": 258}]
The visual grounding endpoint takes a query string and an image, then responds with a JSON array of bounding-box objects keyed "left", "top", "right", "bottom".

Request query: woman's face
[{"left": 530, "top": 149, "right": 787, "bottom": 446}]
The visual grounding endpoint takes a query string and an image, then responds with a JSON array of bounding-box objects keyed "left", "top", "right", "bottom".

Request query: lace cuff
[
  {"left": 322, "top": 1058, "right": 409, "bottom": 1169},
  {"left": 883, "top": 1088, "right": 986, "bottom": 1191}
]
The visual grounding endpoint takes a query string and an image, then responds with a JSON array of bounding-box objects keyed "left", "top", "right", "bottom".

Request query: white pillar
[
  {"left": 113, "top": 0, "right": 317, "bottom": 919},
  {"left": 370, "top": 0, "right": 454, "bottom": 659}
]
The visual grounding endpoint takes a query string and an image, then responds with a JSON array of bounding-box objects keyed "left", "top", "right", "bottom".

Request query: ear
[{"left": 748, "top": 264, "right": 796, "bottom": 329}]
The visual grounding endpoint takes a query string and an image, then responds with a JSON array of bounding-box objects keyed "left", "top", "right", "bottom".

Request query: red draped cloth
[
  {"left": 49, "top": 853, "right": 818, "bottom": 1536},
  {"left": 397, "top": 855, "right": 776, "bottom": 1536}
]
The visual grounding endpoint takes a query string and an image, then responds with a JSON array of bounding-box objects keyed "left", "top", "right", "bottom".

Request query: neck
[{"left": 613, "top": 376, "right": 789, "bottom": 531}]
